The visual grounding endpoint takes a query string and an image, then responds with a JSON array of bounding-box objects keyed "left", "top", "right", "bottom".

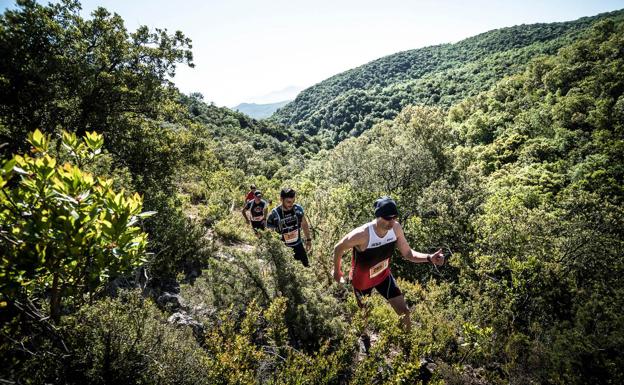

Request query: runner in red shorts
[{"left": 332, "top": 196, "right": 444, "bottom": 332}]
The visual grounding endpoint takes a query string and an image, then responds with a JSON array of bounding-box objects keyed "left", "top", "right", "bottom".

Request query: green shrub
[
  {"left": 63, "top": 291, "right": 214, "bottom": 385},
  {"left": 213, "top": 213, "right": 255, "bottom": 244},
  {"left": 0, "top": 130, "right": 152, "bottom": 321}
]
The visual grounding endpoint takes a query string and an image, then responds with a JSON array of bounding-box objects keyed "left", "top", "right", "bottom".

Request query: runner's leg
[
  {"left": 377, "top": 275, "right": 411, "bottom": 332},
  {"left": 353, "top": 287, "right": 373, "bottom": 353},
  {"left": 292, "top": 243, "right": 309, "bottom": 267},
  {"left": 388, "top": 295, "right": 411, "bottom": 332}
]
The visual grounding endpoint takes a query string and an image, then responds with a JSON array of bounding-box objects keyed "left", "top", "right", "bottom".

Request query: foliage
[
  {"left": 0, "top": 129, "right": 151, "bottom": 321},
  {"left": 2, "top": 290, "right": 217, "bottom": 385},
  {"left": 446, "top": 18, "right": 624, "bottom": 383},
  {"left": 179, "top": 93, "right": 320, "bottom": 176},
  {"left": 0, "top": 0, "right": 193, "bottom": 157},
  {"left": 273, "top": 10, "right": 624, "bottom": 145},
  {"left": 212, "top": 212, "right": 256, "bottom": 245},
  {"left": 2, "top": 1, "right": 624, "bottom": 384},
  {"left": 0, "top": 0, "right": 212, "bottom": 287}
]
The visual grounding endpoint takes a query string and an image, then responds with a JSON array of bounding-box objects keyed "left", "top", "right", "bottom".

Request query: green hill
[{"left": 273, "top": 9, "right": 624, "bottom": 145}]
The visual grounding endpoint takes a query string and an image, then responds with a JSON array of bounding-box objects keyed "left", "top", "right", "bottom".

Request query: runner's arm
[
  {"left": 394, "top": 223, "right": 444, "bottom": 265},
  {"left": 266, "top": 210, "right": 278, "bottom": 231},
  {"left": 301, "top": 215, "right": 311, "bottom": 242},
  {"left": 333, "top": 229, "right": 365, "bottom": 282}
]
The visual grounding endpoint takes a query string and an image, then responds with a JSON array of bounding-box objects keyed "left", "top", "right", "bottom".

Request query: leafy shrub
[
  {"left": 12, "top": 290, "right": 215, "bottom": 385},
  {"left": 0, "top": 130, "right": 151, "bottom": 321},
  {"left": 213, "top": 213, "right": 255, "bottom": 245}
]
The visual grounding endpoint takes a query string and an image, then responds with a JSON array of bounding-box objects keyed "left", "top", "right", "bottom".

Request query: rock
[
  {"left": 157, "top": 292, "right": 185, "bottom": 311},
  {"left": 419, "top": 357, "right": 436, "bottom": 385},
  {"left": 168, "top": 311, "right": 205, "bottom": 341},
  {"left": 192, "top": 304, "right": 217, "bottom": 319}
]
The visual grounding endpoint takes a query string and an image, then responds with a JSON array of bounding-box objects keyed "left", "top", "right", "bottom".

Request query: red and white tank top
[{"left": 350, "top": 222, "right": 397, "bottom": 290}]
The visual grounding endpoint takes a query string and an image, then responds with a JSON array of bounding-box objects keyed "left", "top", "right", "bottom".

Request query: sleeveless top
[
  {"left": 350, "top": 222, "right": 397, "bottom": 290},
  {"left": 267, "top": 204, "right": 305, "bottom": 247},
  {"left": 246, "top": 199, "right": 267, "bottom": 222}
]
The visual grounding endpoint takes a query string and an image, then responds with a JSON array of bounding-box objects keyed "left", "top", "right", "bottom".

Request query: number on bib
[
  {"left": 369, "top": 259, "right": 389, "bottom": 278},
  {"left": 283, "top": 229, "right": 299, "bottom": 244}
]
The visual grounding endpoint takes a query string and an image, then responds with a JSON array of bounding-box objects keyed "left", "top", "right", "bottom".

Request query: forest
[{"left": 1, "top": 1, "right": 623, "bottom": 384}]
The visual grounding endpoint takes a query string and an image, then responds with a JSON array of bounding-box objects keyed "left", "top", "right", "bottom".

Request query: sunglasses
[{"left": 382, "top": 215, "right": 398, "bottom": 221}]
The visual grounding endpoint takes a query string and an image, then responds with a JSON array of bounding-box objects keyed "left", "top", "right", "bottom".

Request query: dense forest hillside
[
  {"left": 273, "top": 10, "right": 624, "bottom": 145},
  {"left": 1, "top": 1, "right": 623, "bottom": 384}
]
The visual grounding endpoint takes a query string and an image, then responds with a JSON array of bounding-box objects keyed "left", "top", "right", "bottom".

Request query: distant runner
[
  {"left": 267, "top": 188, "right": 312, "bottom": 267},
  {"left": 333, "top": 196, "right": 444, "bottom": 331},
  {"left": 244, "top": 184, "right": 257, "bottom": 204},
  {"left": 242, "top": 190, "right": 268, "bottom": 235}
]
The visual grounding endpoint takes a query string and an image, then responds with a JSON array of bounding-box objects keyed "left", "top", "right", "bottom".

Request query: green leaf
[
  {"left": 1, "top": 159, "right": 16, "bottom": 174},
  {"left": 53, "top": 191, "right": 79, "bottom": 205}
]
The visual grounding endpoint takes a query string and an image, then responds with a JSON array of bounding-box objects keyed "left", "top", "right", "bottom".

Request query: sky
[{"left": 2, "top": 0, "right": 624, "bottom": 107}]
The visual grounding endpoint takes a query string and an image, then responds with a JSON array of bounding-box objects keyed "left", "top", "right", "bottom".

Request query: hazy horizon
[{"left": 2, "top": 0, "right": 623, "bottom": 107}]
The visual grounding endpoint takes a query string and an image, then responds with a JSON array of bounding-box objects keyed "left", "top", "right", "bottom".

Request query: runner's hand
[
  {"left": 333, "top": 269, "right": 343, "bottom": 283},
  {"left": 430, "top": 248, "right": 445, "bottom": 266},
  {"left": 305, "top": 239, "right": 312, "bottom": 252}
]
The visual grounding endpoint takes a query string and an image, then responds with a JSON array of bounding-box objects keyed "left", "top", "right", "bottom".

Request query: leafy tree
[{"left": 0, "top": 0, "right": 193, "bottom": 157}]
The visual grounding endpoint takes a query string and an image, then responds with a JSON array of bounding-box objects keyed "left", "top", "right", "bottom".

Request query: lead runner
[{"left": 332, "top": 196, "right": 444, "bottom": 332}]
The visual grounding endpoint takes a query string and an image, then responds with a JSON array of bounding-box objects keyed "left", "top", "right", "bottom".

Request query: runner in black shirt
[
  {"left": 242, "top": 190, "right": 268, "bottom": 236},
  {"left": 266, "top": 188, "right": 312, "bottom": 267}
]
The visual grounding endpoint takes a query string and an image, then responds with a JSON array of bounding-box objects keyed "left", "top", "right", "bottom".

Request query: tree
[{"left": 0, "top": 0, "right": 194, "bottom": 157}]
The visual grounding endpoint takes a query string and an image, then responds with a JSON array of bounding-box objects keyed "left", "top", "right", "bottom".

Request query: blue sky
[{"left": 2, "top": 0, "right": 624, "bottom": 106}]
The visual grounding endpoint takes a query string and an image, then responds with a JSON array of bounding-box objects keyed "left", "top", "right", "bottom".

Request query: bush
[
  {"left": 213, "top": 213, "right": 256, "bottom": 245},
  {"left": 0, "top": 130, "right": 151, "bottom": 322},
  {"left": 51, "top": 291, "right": 214, "bottom": 385},
  {"left": 143, "top": 193, "right": 213, "bottom": 282}
]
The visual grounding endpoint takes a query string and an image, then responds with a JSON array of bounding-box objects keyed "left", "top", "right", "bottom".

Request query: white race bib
[
  {"left": 283, "top": 229, "right": 299, "bottom": 244},
  {"left": 251, "top": 215, "right": 264, "bottom": 222},
  {"left": 369, "top": 259, "right": 389, "bottom": 278}
]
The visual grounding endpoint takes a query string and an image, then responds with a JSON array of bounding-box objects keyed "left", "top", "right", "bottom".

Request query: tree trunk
[{"left": 50, "top": 272, "right": 61, "bottom": 323}]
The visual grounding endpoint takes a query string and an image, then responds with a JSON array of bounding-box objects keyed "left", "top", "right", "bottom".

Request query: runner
[
  {"left": 244, "top": 184, "right": 257, "bottom": 204},
  {"left": 332, "top": 196, "right": 444, "bottom": 332},
  {"left": 242, "top": 190, "right": 268, "bottom": 236},
  {"left": 266, "top": 188, "right": 312, "bottom": 267}
]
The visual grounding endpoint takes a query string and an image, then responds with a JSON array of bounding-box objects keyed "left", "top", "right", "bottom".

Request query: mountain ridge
[
  {"left": 272, "top": 9, "right": 624, "bottom": 145},
  {"left": 232, "top": 100, "right": 291, "bottom": 119}
]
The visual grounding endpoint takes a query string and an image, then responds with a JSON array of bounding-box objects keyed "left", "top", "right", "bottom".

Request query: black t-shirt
[
  {"left": 245, "top": 199, "right": 268, "bottom": 222},
  {"left": 267, "top": 204, "right": 305, "bottom": 246}
]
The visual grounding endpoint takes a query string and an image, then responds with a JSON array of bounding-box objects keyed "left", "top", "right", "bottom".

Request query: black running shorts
[
  {"left": 353, "top": 274, "right": 402, "bottom": 307},
  {"left": 251, "top": 220, "right": 265, "bottom": 232}
]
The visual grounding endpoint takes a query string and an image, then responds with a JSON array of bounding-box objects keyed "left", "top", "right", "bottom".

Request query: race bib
[
  {"left": 369, "top": 259, "right": 389, "bottom": 278},
  {"left": 251, "top": 215, "right": 264, "bottom": 222},
  {"left": 283, "top": 229, "right": 299, "bottom": 244}
]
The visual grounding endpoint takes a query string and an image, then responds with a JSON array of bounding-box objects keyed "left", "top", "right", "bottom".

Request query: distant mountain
[
  {"left": 232, "top": 100, "right": 291, "bottom": 119},
  {"left": 250, "top": 86, "right": 302, "bottom": 104},
  {"left": 273, "top": 9, "right": 624, "bottom": 145}
]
